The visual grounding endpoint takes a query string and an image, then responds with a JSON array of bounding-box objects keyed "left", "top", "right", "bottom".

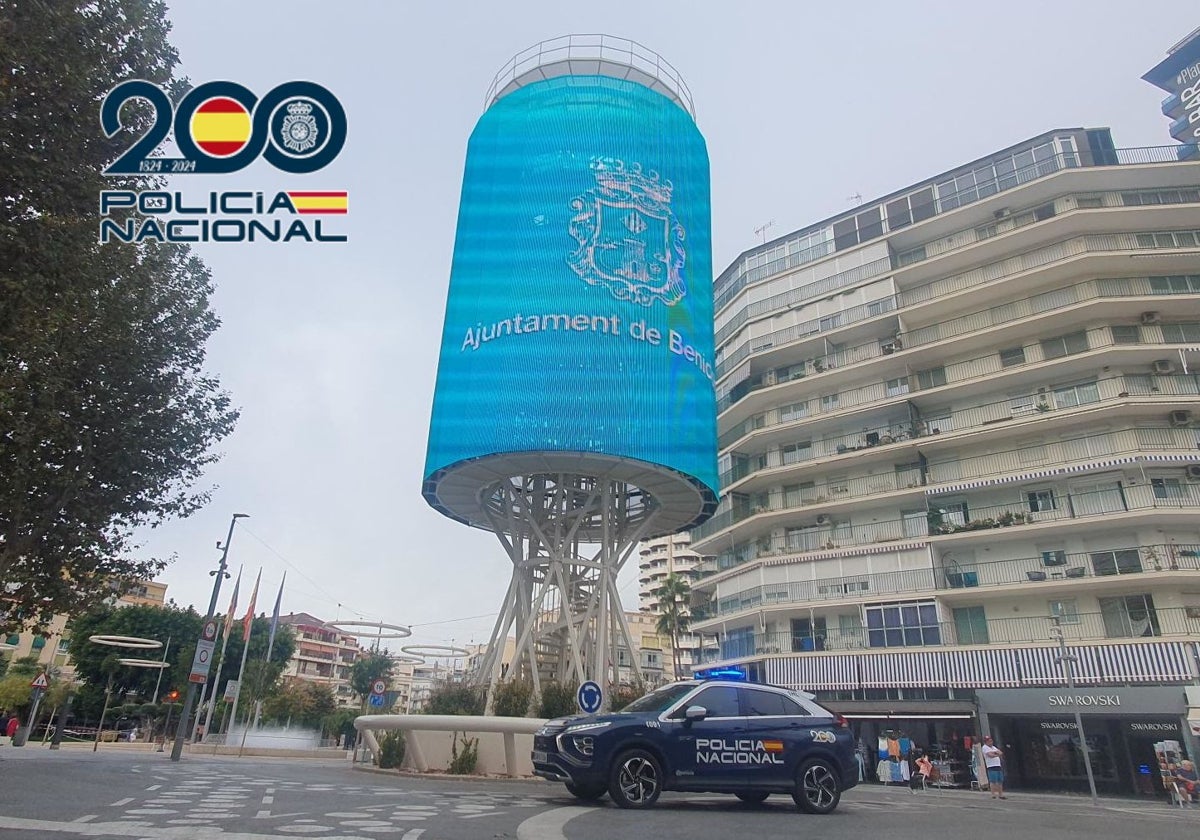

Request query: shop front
[
  {"left": 834, "top": 700, "right": 979, "bottom": 787},
  {"left": 977, "top": 686, "right": 1191, "bottom": 798}
]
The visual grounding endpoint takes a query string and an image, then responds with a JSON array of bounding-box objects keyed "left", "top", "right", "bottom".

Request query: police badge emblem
[
  {"left": 280, "top": 100, "right": 319, "bottom": 154},
  {"left": 567, "top": 157, "right": 687, "bottom": 307}
]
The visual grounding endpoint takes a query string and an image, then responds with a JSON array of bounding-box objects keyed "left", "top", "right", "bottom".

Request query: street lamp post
[
  {"left": 1051, "top": 615, "right": 1099, "bottom": 805},
  {"left": 171, "top": 512, "right": 247, "bottom": 761}
]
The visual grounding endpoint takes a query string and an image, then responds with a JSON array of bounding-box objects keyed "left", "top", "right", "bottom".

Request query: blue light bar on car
[{"left": 693, "top": 667, "right": 747, "bottom": 681}]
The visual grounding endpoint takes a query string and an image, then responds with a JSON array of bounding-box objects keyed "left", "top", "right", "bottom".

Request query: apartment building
[
  {"left": 689, "top": 127, "right": 1200, "bottom": 796},
  {"left": 276, "top": 612, "right": 365, "bottom": 708},
  {"left": 637, "top": 533, "right": 707, "bottom": 677}
]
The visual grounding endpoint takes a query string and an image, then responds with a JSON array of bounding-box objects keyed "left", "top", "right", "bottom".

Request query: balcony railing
[
  {"left": 712, "top": 144, "right": 1189, "bottom": 316},
  {"left": 718, "top": 230, "right": 1200, "bottom": 410},
  {"left": 701, "top": 605, "right": 1200, "bottom": 661},
  {"left": 695, "top": 482, "right": 1200, "bottom": 569},
  {"left": 696, "top": 543, "right": 1200, "bottom": 622}
]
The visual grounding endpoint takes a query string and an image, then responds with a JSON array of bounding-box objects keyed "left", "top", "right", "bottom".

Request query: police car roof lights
[{"left": 693, "top": 666, "right": 747, "bottom": 681}]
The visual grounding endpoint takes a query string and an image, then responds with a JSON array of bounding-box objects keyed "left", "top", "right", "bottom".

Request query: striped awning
[
  {"left": 943, "top": 648, "right": 1020, "bottom": 687},
  {"left": 860, "top": 650, "right": 946, "bottom": 688},
  {"left": 1014, "top": 642, "right": 1195, "bottom": 685},
  {"left": 766, "top": 653, "right": 858, "bottom": 691},
  {"left": 1062, "top": 456, "right": 1139, "bottom": 473},
  {"left": 928, "top": 454, "right": 1200, "bottom": 496},
  {"left": 927, "top": 468, "right": 1062, "bottom": 496}
]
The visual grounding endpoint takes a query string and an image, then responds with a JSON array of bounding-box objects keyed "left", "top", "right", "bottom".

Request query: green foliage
[
  {"left": 0, "top": 0, "right": 238, "bottom": 632},
  {"left": 537, "top": 682, "right": 578, "bottom": 719},
  {"left": 377, "top": 730, "right": 406, "bottom": 769},
  {"left": 447, "top": 732, "right": 479, "bottom": 775},
  {"left": 349, "top": 651, "right": 395, "bottom": 706},
  {"left": 322, "top": 707, "right": 358, "bottom": 740},
  {"left": 490, "top": 679, "right": 533, "bottom": 717},
  {"left": 261, "top": 678, "right": 337, "bottom": 728},
  {"left": 424, "top": 683, "right": 485, "bottom": 716},
  {"left": 610, "top": 682, "right": 647, "bottom": 712}
]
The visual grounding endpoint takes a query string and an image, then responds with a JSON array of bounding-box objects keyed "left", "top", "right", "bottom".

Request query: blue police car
[{"left": 531, "top": 678, "right": 856, "bottom": 813}]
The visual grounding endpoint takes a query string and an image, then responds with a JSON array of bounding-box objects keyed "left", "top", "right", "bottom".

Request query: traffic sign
[
  {"left": 29, "top": 672, "right": 49, "bottom": 690},
  {"left": 202, "top": 620, "right": 218, "bottom": 641},
  {"left": 577, "top": 680, "right": 603, "bottom": 714},
  {"left": 371, "top": 679, "right": 387, "bottom": 696},
  {"left": 188, "top": 639, "right": 216, "bottom": 684},
  {"left": 368, "top": 693, "right": 385, "bottom": 708}
]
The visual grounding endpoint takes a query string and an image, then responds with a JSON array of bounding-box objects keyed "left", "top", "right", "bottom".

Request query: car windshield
[{"left": 620, "top": 683, "right": 696, "bottom": 713}]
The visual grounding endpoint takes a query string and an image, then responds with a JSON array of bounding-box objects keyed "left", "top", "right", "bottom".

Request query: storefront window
[{"left": 1016, "top": 719, "right": 1117, "bottom": 786}]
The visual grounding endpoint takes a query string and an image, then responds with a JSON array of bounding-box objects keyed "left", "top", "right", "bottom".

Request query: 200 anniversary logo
[{"left": 99, "top": 79, "right": 348, "bottom": 244}]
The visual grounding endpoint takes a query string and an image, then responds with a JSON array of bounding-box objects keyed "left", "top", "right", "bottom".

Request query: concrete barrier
[{"left": 354, "top": 714, "right": 548, "bottom": 778}]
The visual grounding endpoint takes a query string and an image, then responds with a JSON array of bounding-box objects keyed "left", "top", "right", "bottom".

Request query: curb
[{"left": 351, "top": 764, "right": 542, "bottom": 783}]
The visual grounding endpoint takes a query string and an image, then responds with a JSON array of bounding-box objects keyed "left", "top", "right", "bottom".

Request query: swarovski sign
[{"left": 1048, "top": 694, "right": 1121, "bottom": 708}]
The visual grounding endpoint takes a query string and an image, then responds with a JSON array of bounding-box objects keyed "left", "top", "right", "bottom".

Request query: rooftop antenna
[
  {"left": 754, "top": 219, "right": 775, "bottom": 244},
  {"left": 847, "top": 192, "right": 863, "bottom": 206}
]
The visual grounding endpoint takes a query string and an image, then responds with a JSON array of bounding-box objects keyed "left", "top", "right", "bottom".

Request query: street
[{"left": 0, "top": 747, "right": 1196, "bottom": 839}]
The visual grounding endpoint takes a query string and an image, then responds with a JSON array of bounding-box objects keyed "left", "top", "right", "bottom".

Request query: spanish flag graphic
[
  {"left": 286, "top": 191, "right": 349, "bottom": 215},
  {"left": 762, "top": 740, "right": 784, "bottom": 753},
  {"left": 190, "top": 97, "right": 252, "bottom": 157}
]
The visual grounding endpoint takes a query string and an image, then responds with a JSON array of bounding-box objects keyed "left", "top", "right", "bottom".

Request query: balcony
[
  {"left": 702, "top": 605, "right": 1200, "bottom": 662},
  {"left": 693, "top": 543, "right": 1200, "bottom": 623}
]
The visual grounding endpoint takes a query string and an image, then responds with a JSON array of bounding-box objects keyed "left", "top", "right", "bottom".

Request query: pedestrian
[
  {"left": 982, "top": 735, "right": 1006, "bottom": 799},
  {"left": 0, "top": 710, "right": 8, "bottom": 746},
  {"left": 6, "top": 713, "right": 20, "bottom": 741},
  {"left": 911, "top": 749, "right": 934, "bottom": 792}
]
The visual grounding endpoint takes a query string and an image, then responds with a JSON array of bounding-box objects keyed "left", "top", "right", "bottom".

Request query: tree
[
  {"left": 349, "top": 651, "right": 394, "bottom": 711},
  {"left": 655, "top": 573, "right": 692, "bottom": 681},
  {"left": 0, "top": 1, "right": 238, "bottom": 631},
  {"left": 261, "top": 678, "right": 336, "bottom": 729}
]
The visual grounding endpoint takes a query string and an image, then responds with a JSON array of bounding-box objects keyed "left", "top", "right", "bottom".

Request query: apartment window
[
  {"left": 792, "top": 616, "right": 828, "bottom": 651},
  {"left": 1111, "top": 325, "right": 1141, "bottom": 344},
  {"left": 820, "top": 393, "right": 840, "bottom": 411},
  {"left": 865, "top": 600, "right": 941, "bottom": 648},
  {"left": 781, "top": 441, "right": 812, "bottom": 464},
  {"left": 1048, "top": 598, "right": 1080, "bottom": 624},
  {"left": 885, "top": 187, "right": 936, "bottom": 231},
  {"left": 1149, "top": 275, "right": 1200, "bottom": 294},
  {"left": 780, "top": 401, "right": 808, "bottom": 422},
  {"left": 1027, "top": 489, "right": 1057, "bottom": 512},
  {"left": 1075, "top": 196, "right": 1104, "bottom": 209},
  {"left": 1152, "top": 477, "right": 1185, "bottom": 499},
  {"left": 924, "top": 411, "right": 953, "bottom": 434},
  {"left": 896, "top": 245, "right": 927, "bottom": 267},
  {"left": 952, "top": 606, "right": 989, "bottom": 645},
  {"left": 886, "top": 377, "right": 910, "bottom": 397},
  {"left": 916, "top": 367, "right": 947, "bottom": 390},
  {"left": 786, "top": 526, "right": 820, "bottom": 552},
  {"left": 1040, "top": 330, "right": 1089, "bottom": 360},
  {"left": 833, "top": 206, "right": 884, "bottom": 251},
  {"left": 1136, "top": 231, "right": 1200, "bottom": 249},
  {"left": 902, "top": 509, "right": 928, "bottom": 537},
  {"left": 1162, "top": 324, "right": 1200, "bottom": 343},
  {"left": 1000, "top": 346, "right": 1026, "bottom": 367},
  {"left": 783, "top": 482, "right": 814, "bottom": 506},
  {"left": 1090, "top": 549, "right": 1142, "bottom": 576},
  {"left": 1033, "top": 203, "right": 1057, "bottom": 221},
  {"left": 895, "top": 462, "right": 922, "bottom": 487},
  {"left": 1121, "top": 189, "right": 1200, "bottom": 206},
  {"left": 1053, "top": 381, "right": 1100, "bottom": 408},
  {"left": 1041, "top": 549, "right": 1068, "bottom": 566},
  {"left": 827, "top": 474, "right": 850, "bottom": 495},
  {"left": 1099, "top": 594, "right": 1160, "bottom": 638}
]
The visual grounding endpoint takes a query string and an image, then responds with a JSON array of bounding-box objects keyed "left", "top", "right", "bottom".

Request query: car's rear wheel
[
  {"left": 565, "top": 782, "right": 607, "bottom": 802},
  {"left": 608, "top": 749, "right": 663, "bottom": 809},
  {"left": 735, "top": 791, "right": 770, "bottom": 804},
  {"left": 792, "top": 758, "right": 841, "bottom": 814}
]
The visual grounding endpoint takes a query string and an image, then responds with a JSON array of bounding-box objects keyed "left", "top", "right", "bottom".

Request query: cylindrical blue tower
[{"left": 422, "top": 35, "right": 717, "bottom": 700}]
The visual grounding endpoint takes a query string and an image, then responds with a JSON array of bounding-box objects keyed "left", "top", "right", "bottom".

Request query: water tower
[{"left": 423, "top": 35, "right": 717, "bottom": 706}]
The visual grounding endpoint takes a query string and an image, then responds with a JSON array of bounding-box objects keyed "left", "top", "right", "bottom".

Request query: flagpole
[
  {"left": 227, "top": 568, "right": 261, "bottom": 744},
  {"left": 197, "top": 565, "right": 241, "bottom": 741},
  {"left": 252, "top": 572, "right": 286, "bottom": 730}
]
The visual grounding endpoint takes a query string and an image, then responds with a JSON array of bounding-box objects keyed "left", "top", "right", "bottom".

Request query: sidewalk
[{"left": 860, "top": 779, "right": 1198, "bottom": 814}]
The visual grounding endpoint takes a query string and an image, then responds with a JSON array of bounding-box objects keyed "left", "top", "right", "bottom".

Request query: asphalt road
[{"left": 0, "top": 746, "right": 1196, "bottom": 839}]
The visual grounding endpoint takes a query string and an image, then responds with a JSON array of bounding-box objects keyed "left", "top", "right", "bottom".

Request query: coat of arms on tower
[
  {"left": 280, "top": 100, "right": 319, "bottom": 154},
  {"left": 567, "top": 158, "right": 687, "bottom": 307}
]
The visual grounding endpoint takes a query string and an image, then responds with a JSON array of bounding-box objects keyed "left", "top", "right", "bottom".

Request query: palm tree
[{"left": 655, "top": 574, "right": 691, "bottom": 681}]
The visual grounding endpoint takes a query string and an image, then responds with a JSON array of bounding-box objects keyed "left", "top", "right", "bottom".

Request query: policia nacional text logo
[
  {"left": 98, "top": 80, "right": 348, "bottom": 244},
  {"left": 696, "top": 738, "right": 785, "bottom": 766}
]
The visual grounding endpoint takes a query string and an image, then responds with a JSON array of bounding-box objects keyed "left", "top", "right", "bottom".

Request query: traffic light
[{"left": 164, "top": 689, "right": 179, "bottom": 703}]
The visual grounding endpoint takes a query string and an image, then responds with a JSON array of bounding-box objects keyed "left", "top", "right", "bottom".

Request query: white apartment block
[{"left": 689, "top": 128, "right": 1200, "bottom": 796}]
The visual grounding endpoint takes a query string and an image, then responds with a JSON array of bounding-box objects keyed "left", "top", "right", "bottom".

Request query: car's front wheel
[
  {"left": 608, "top": 749, "right": 663, "bottom": 809},
  {"left": 792, "top": 758, "right": 841, "bottom": 814},
  {"left": 735, "top": 791, "right": 770, "bottom": 805},
  {"left": 564, "top": 782, "right": 607, "bottom": 802}
]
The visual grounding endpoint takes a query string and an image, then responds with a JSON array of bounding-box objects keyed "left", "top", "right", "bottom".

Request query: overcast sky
[{"left": 138, "top": 1, "right": 1193, "bottom": 653}]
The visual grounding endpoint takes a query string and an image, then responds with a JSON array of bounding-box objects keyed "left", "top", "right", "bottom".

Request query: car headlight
[{"left": 565, "top": 721, "right": 611, "bottom": 734}]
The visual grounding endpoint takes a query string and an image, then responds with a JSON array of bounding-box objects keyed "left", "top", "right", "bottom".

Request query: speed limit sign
[{"left": 371, "top": 679, "right": 387, "bottom": 695}]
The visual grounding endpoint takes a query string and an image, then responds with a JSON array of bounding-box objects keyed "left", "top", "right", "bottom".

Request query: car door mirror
[{"left": 684, "top": 705, "right": 708, "bottom": 722}]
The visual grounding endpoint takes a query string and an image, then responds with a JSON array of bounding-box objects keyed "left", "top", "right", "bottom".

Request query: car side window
[
  {"left": 690, "top": 686, "right": 741, "bottom": 718},
  {"left": 739, "top": 688, "right": 789, "bottom": 717}
]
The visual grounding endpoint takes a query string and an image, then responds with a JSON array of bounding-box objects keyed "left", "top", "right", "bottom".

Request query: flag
[
  {"left": 242, "top": 568, "right": 261, "bottom": 643},
  {"left": 286, "top": 191, "right": 348, "bottom": 215},
  {"left": 222, "top": 566, "right": 242, "bottom": 643},
  {"left": 266, "top": 572, "right": 286, "bottom": 658}
]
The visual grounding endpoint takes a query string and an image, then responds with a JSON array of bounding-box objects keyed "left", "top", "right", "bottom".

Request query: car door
[
  {"left": 664, "top": 684, "right": 746, "bottom": 788},
  {"left": 736, "top": 687, "right": 797, "bottom": 787}
]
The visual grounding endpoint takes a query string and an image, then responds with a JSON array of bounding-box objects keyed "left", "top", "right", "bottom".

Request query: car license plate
[{"left": 532, "top": 750, "right": 548, "bottom": 763}]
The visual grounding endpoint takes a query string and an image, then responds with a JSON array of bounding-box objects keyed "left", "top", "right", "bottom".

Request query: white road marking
[
  {"left": 146, "top": 785, "right": 162, "bottom": 791},
  {"left": 71, "top": 816, "right": 96, "bottom": 823},
  {"left": 109, "top": 798, "right": 134, "bottom": 808},
  {"left": 516, "top": 806, "right": 592, "bottom": 840},
  {"left": 400, "top": 830, "right": 425, "bottom": 840}
]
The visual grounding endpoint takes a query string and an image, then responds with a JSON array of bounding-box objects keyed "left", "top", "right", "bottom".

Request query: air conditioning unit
[
  {"left": 815, "top": 514, "right": 831, "bottom": 526},
  {"left": 1186, "top": 465, "right": 1200, "bottom": 479},
  {"left": 1170, "top": 410, "right": 1192, "bottom": 427},
  {"left": 1154, "top": 359, "right": 1176, "bottom": 374},
  {"left": 1142, "top": 311, "right": 1162, "bottom": 325}
]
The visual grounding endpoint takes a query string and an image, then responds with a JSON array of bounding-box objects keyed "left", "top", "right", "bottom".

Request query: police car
[{"left": 531, "top": 678, "right": 856, "bottom": 813}]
